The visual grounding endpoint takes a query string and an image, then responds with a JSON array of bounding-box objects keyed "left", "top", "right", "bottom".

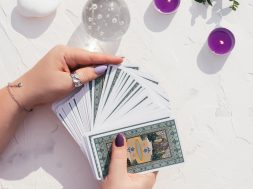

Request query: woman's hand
[
  {"left": 101, "top": 134, "right": 157, "bottom": 189},
  {"left": 0, "top": 45, "right": 122, "bottom": 153},
  {"left": 13, "top": 45, "right": 123, "bottom": 110}
]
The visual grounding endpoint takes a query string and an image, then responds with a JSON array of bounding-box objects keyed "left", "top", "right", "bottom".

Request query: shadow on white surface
[
  {"left": 144, "top": 1, "right": 175, "bottom": 32},
  {"left": 0, "top": 106, "right": 99, "bottom": 189},
  {"left": 189, "top": 1, "right": 232, "bottom": 26},
  {"left": 197, "top": 42, "right": 229, "bottom": 74},
  {"left": 189, "top": 2, "right": 208, "bottom": 26},
  {"left": 11, "top": 7, "right": 56, "bottom": 39},
  {"left": 68, "top": 24, "right": 121, "bottom": 55}
]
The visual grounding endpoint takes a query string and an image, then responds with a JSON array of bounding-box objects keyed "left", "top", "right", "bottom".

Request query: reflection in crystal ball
[
  {"left": 112, "top": 18, "right": 117, "bottom": 23},
  {"left": 91, "top": 4, "right": 98, "bottom": 10},
  {"left": 97, "top": 14, "right": 103, "bottom": 19},
  {"left": 83, "top": 0, "right": 130, "bottom": 41}
]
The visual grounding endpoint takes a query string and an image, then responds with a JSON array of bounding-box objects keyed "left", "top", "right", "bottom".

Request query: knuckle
[
  {"left": 112, "top": 151, "right": 126, "bottom": 159},
  {"left": 77, "top": 69, "right": 96, "bottom": 83},
  {"left": 51, "top": 45, "right": 66, "bottom": 57},
  {"left": 84, "top": 70, "right": 95, "bottom": 81},
  {"left": 112, "top": 149, "right": 127, "bottom": 160}
]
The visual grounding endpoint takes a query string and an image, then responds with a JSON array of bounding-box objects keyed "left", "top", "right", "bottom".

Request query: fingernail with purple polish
[
  {"left": 95, "top": 65, "right": 107, "bottom": 75},
  {"left": 115, "top": 133, "right": 125, "bottom": 147}
]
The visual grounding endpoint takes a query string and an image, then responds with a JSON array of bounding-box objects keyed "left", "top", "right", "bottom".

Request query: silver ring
[{"left": 70, "top": 72, "right": 83, "bottom": 88}]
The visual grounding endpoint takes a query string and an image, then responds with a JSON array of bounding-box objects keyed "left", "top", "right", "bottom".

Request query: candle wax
[
  {"left": 208, "top": 28, "right": 235, "bottom": 55},
  {"left": 154, "top": 0, "right": 180, "bottom": 14}
]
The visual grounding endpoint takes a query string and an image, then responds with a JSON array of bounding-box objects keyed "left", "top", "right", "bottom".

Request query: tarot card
[{"left": 86, "top": 118, "right": 184, "bottom": 179}]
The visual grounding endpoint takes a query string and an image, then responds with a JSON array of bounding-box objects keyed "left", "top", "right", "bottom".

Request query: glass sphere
[{"left": 83, "top": 0, "right": 130, "bottom": 41}]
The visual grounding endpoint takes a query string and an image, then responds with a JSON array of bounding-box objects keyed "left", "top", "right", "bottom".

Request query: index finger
[{"left": 64, "top": 47, "right": 123, "bottom": 69}]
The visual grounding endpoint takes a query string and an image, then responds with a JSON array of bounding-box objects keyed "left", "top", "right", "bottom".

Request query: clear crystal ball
[{"left": 83, "top": 0, "right": 130, "bottom": 41}]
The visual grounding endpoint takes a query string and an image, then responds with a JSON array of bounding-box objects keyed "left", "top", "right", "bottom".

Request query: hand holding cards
[{"left": 52, "top": 64, "right": 184, "bottom": 180}]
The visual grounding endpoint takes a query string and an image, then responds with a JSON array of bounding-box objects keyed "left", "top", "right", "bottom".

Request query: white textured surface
[
  {"left": 1, "top": 0, "right": 253, "bottom": 189},
  {"left": 17, "top": 0, "right": 60, "bottom": 18}
]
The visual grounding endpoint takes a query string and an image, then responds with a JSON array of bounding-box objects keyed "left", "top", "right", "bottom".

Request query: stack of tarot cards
[{"left": 52, "top": 64, "right": 184, "bottom": 180}]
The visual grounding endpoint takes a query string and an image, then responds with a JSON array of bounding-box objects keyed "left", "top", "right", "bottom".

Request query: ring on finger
[{"left": 70, "top": 71, "right": 83, "bottom": 88}]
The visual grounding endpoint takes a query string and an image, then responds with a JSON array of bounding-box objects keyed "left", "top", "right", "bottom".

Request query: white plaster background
[{"left": 0, "top": 0, "right": 253, "bottom": 188}]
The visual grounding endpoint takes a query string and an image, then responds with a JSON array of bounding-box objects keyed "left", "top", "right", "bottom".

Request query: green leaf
[
  {"left": 231, "top": 6, "right": 236, "bottom": 11},
  {"left": 234, "top": 1, "right": 240, "bottom": 5},
  {"left": 207, "top": 0, "right": 213, "bottom": 6},
  {"left": 194, "top": 0, "right": 205, "bottom": 3},
  {"left": 194, "top": 0, "right": 239, "bottom": 10}
]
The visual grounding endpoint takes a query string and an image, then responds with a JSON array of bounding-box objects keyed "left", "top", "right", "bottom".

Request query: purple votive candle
[
  {"left": 208, "top": 28, "right": 235, "bottom": 55},
  {"left": 154, "top": 0, "right": 181, "bottom": 14}
]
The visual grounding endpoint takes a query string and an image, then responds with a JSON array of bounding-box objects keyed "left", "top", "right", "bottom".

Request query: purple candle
[
  {"left": 208, "top": 28, "right": 235, "bottom": 55},
  {"left": 154, "top": 0, "right": 180, "bottom": 14}
]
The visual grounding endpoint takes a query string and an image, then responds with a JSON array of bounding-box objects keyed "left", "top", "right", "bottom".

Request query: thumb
[
  {"left": 75, "top": 65, "right": 107, "bottom": 84},
  {"left": 137, "top": 172, "right": 158, "bottom": 188},
  {"left": 108, "top": 133, "right": 128, "bottom": 179}
]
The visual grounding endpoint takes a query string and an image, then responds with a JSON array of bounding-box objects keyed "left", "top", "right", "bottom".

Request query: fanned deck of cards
[{"left": 52, "top": 64, "right": 184, "bottom": 180}]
